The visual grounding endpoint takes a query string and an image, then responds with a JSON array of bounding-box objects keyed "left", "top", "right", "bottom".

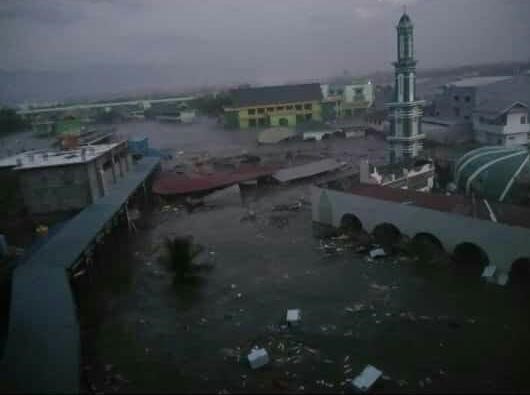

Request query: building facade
[
  {"left": 428, "top": 73, "right": 530, "bottom": 147},
  {"left": 321, "top": 79, "right": 375, "bottom": 120},
  {"left": 0, "top": 142, "right": 132, "bottom": 215},
  {"left": 224, "top": 83, "right": 323, "bottom": 129},
  {"left": 385, "top": 13, "right": 426, "bottom": 163}
]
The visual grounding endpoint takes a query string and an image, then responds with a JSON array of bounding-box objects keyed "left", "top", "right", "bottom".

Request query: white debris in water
[
  {"left": 497, "top": 272, "right": 509, "bottom": 286},
  {"left": 247, "top": 348, "right": 269, "bottom": 369},
  {"left": 286, "top": 309, "right": 301, "bottom": 325},
  {"left": 481, "top": 265, "right": 497, "bottom": 282},
  {"left": 369, "top": 248, "right": 386, "bottom": 259},
  {"left": 352, "top": 365, "right": 382, "bottom": 392}
]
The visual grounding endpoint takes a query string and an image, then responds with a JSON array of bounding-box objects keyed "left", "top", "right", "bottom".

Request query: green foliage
[
  {"left": 193, "top": 93, "right": 233, "bottom": 117},
  {"left": 0, "top": 107, "right": 28, "bottom": 135}
]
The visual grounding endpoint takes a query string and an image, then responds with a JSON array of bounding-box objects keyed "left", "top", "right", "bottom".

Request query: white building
[
  {"left": 321, "top": 79, "right": 374, "bottom": 118},
  {"left": 429, "top": 73, "right": 530, "bottom": 147},
  {"left": 473, "top": 102, "right": 528, "bottom": 146},
  {"left": 472, "top": 73, "right": 530, "bottom": 147}
]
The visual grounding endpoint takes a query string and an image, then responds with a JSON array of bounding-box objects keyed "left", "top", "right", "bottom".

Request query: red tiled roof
[{"left": 152, "top": 165, "right": 279, "bottom": 195}]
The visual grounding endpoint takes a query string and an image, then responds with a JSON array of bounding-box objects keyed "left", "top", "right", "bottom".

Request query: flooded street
[{"left": 72, "top": 119, "right": 530, "bottom": 393}]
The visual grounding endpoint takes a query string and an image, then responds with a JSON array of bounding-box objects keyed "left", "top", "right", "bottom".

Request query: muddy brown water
[
  {"left": 4, "top": 118, "right": 530, "bottom": 393},
  {"left": 76, "top": 182, "right": 530, "bottom": 394}
]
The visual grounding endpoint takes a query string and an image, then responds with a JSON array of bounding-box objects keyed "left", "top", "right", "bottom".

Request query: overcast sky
[{"left": 1, "top": 0, "right": 529, "bottom": 100}]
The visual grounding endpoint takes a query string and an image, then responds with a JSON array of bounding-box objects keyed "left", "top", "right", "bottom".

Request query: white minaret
[{"left": 385, "top": 12, "right": 425, "bottom": 163}]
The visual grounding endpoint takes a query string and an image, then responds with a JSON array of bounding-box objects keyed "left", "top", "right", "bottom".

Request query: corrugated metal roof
[
  {"left": 230, "top": 83, "right": 323, "bottom": 108},
  {"left": 152, "top": 165, "right": 278, "bottom": 195},
  {"left": 1, "top": 157, "right": 160, "bottom": 393},
  {"left": 273, "top": 159, "right": 343, "bottom": 183},
  {"left": 449, "top": 76, "right": 512, "bottom": 88}
]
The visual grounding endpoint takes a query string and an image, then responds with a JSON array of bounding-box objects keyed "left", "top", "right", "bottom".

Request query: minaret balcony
[
  {"left": 387, "top": 134, "right": 426, "bottom": 142},
  {"left": 385, "top": 99, "right": 426, "bottom": 108}
]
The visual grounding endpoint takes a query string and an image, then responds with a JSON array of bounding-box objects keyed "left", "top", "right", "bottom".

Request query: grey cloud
[{"left": 1, "top": 0, "right": 529, "bottom": 103}]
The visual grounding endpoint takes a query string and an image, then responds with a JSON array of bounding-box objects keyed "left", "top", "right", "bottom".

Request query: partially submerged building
[
  {"left": 224, "top": 83, "right": 323, "bottom": 129},
  {"left": 359, "top": 158, "right": 435, "bottom": 192},
  {"left": 0, "top": 142, "right": 132, "bottom": 215},
  {"left": 320, "top": 79, "right": 375, "bottom": 120},
  {"left": 429, "top": 73, "right": 530, "bottom": 146},
  {"left": 311, "top": 181, "right": 530, "bottom": 283}
]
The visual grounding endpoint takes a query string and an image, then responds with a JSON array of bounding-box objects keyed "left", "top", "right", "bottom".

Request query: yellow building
[{"left": 224, "top": 83, "right": 323, "bottom": 129}]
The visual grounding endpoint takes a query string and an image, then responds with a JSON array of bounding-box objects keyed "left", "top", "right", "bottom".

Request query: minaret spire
[{"left": 385, "top": 11, "right": 426, "bottom": 163}]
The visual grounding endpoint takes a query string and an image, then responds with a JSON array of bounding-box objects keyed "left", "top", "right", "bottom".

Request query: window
[
  {"left": 249, "top": 119, "right": 257, "bottom": 127},
  {"left": 465, "top": 96, "right": 471, "bottom": 103},
  {"left": 248, "top": 109, "right": 255, "bottom": 115},
  {"left": 464, "top": 115, "right": 470, "bottom": 120},
  {"left": 295, "top": 104, "right": 302, "bottom": 110},
  {"left": 305, "top": 113, "right": 312, "bottom": 121},
  {"left": 454, "top": 96, "right": 460, "bottom": 101},
  {"left": 521, "top": 116, "right": 527, "bottom": 124},
  {"left": 508, "top": 135, "right": 515, "bottom": 140},
  {"left": 286, "top": 105, "right": 293, "bottom": 110},
  {"left": 454, "top": 107, "right": 460, "bottom": 117},
  {"left": 304, "top": 103, "right": 312, "bottom": 110},
  {"left": 479, "top": 116, "right": 485, "bottom": 123},
  {"left": 277, "top": 106, "right": 284, "bottom": 111},
  {"left": 257, "top": 108, "right": 265, "bottom": 114},
  {"left": 266, "top": 107, "right": 274, "bottom": 112}
]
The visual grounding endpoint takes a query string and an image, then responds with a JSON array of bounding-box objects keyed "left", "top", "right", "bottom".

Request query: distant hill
[{"left": 0, "top": 63, "right": 257, "bottom": 106}]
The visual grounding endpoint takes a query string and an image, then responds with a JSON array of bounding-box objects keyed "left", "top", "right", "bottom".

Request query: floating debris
[
  {"left": 369, "top": 248, "right": 386, "bottom": 259},
  {"left": 286, "top": 309, "right": 301, "bottom": 326},
  {"left": 247, "top": 348, "right": 270, "bottom": 369},
  {"left": 352, "top": 365, "right": 383, "bottom": 392}
]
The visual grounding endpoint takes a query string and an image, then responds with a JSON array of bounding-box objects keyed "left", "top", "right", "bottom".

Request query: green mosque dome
[{"left": 454, "top": 146, "right": 530, "bottom": 202}]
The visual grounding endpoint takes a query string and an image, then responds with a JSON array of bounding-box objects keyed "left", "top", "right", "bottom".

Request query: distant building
[
  {"left": 430, "top": 73, "right": 530, "bottom": 146},
  {"left": 0, "top": 142, "right": 131, "bottom": 215},
  {"left": 385, "top": 12, "right": 426, "bottom": 163},
  {"left": 321, "top": 79, "right": 375, "bottom": 120},
  {"left": 432, "top": 76, "right": 512, "bottom": 120},
  {"left": 472, "top": 74, "right": 530, "bottom": 146},
  {"left": 224, "top": 83, "right": 323, "bottom": 129}
]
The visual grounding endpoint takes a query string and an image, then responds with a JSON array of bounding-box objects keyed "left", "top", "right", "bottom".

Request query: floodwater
[{"left": 73, "top": 118, "right": 530, "bottom": 393}]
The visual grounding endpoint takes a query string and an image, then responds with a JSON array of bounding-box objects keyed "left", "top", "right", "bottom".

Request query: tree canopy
[{"left": 0, "top": 107, "right": 28, "bottom": 135}]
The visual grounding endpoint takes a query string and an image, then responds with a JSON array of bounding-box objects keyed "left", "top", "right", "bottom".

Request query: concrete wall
[
  {"left": 433, "top": 86, "right": 476, "bottom": 120},
  {"left": 18, "top": 164, "right": 92, "bottom": 214},
  {"left": 423, "top": 121, "right": 473, "bottom": 145},
  {"left": 311, "top": 185, "right": 530, "bottom": 275},
  {"left": 270, "top": 113, "right": 297, "bottom": 128},
  {"left": 235, "top": 101, "right": 322, "bottom": 129},
  {"left": 16, "top": 142, "right": 130, "bottom": 215}
]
